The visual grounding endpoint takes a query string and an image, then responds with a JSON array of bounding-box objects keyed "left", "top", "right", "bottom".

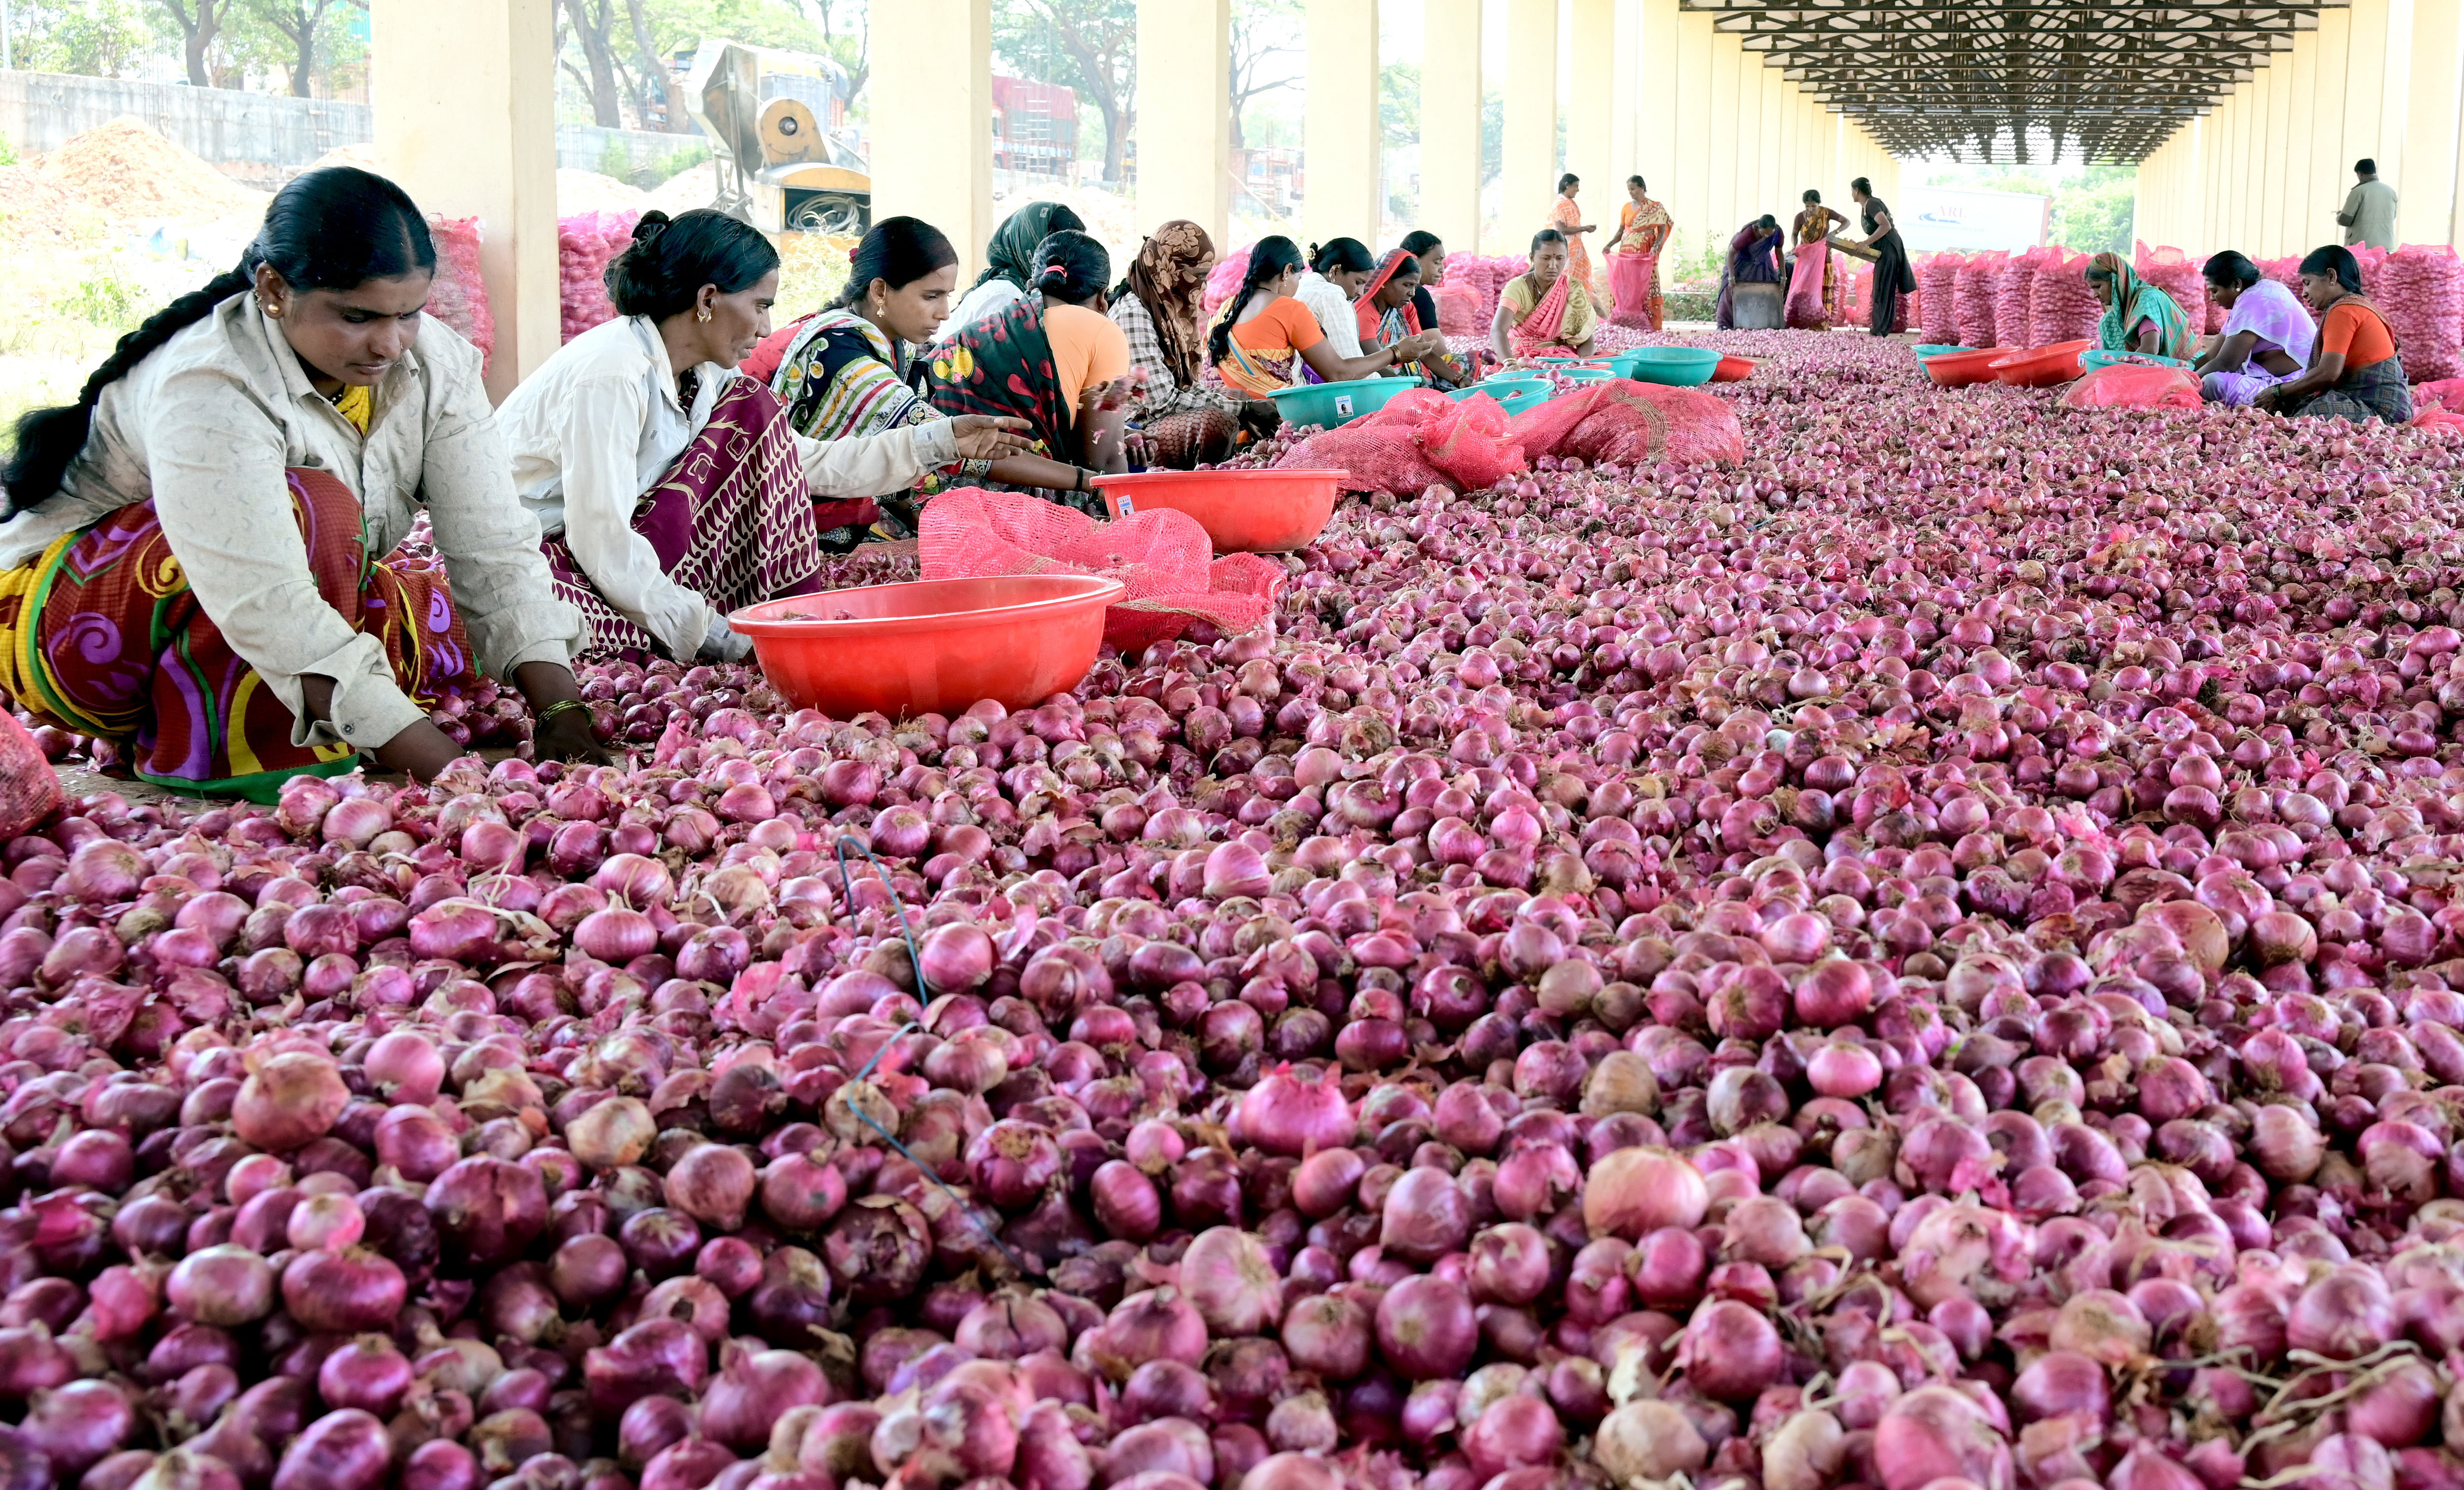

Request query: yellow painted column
[
  {"left": 1303, "top": 0, "right": 1381, "bottom": 249},
  {"left": 1636, "top": 0, "right": 1679, "bottom": 214},
  {"left": 2231, "top": 92, "right": 2254, "bottom": 249},
  {"left": 1708, "top": 33, "right": 1744, "bottom": 241},
  {"left": 2283, "top": 38, "right": 2318, "bottom": 258},
  {"left": 1136, "top": 0, "right": 1232, "bottom": 247},
  {"left": 373, "top": 0, "right": 559, "bottom": 401},
  {"left": 1608, "top": 0, "right": 1643, "bottom": 197},
  {"left": 2400, "top": 0, "right": 2463, "bottom": 245},
  {"left": 1740, "top": 57, "right": 1769, "bottom": 225},
  {"left": 1420, "top": 0, "right": 1484, "bottom": 253},
  {"left": 2343, "top": 0, "right": 2397, "bottom": 194},
  {"left": 2135, "top": 139, "right": 2164, "bottom": 251},
  {"left": 2257, "top": 68, "right": 2287, "bottom": 257},
  {"left": 871, "top": 0, "right": 993, "bottom": 293},
  {"left": 1502, "top": 0, "right": 1559, "bottom": 239},
  {"left": 1670, "top": 10, "right": 1714, "bottom": 265},
  {"left": 1568, "top": 0, "right": 1617, "bottom": 234},
  {"left": 2313, "top": 7, "right": 2353, "bottom": 251}
]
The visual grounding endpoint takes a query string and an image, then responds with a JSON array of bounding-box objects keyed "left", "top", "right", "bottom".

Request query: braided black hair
[
  {"left": 1209, "top": 236, "right": 1302, "bottom": 367},
  {"left": 4, "top": 165, "right": 434, "bottom": 516}
]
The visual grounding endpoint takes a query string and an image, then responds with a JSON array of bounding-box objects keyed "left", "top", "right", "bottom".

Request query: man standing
[{"left": 2338, "top": 159, "right": 2398, "bottom": 249}]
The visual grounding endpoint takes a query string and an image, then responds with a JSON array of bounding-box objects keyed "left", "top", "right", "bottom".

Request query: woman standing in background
[
  {"left": 1607, "top": 177, "right": 1672, "bottom": 331},
  {"left": 1548, "top": 174, "right": 1596, "bottom": 300},
  {"left": 1787, "top": 189, "right": 1848, "bottom": 330}
]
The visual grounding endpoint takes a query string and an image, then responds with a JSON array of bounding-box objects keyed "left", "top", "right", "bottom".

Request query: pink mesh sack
[
  {"left": 2059, "top": 364, "right": 2203, "bottom": 412},
  {"left": 426, "top": 216, "right": 495, "bottom": 373},
  {"left": 2415, "top": 378, "right": 2464, "bottom": 415},
  {"left": 0, "top": 713, "right": 61, "bottom": 840},
  {"left": 2030, "top": 252, "right": 2104, "bottom": 345},
  {"left": 1431, "top": 285, "right": 1482, "bottom": 337},
  {"left": 919, "top": 489, "right": 1283, "bottom": 655},
  {"left": 560, "top": 210, "right": 641, "bottom": 343},
  {"left": 1955, "top": 252, "right": 2005, "bottom": 348},
  {"left": 1508, "top": 381, "right": 1743, "bottom": 467},
  {"left": 1276, "top": 389, "right": 1527, "bottom": 496},
  {"left": 2134, "top": 243, "right": 2207, "bottom": 343}
]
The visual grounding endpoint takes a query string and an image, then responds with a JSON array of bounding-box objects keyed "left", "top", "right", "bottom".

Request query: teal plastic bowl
[
  {"left": 1556, "top": 367, "right": 1617, "bottom": 384},
  {"left": 1915, "top": 344, "right": 1972, "bottom": 359},
  {"left": 1448, "top": 384, "right": 1551, "bottom": 417},
  {"left": 1619, "top": 347, "right": 1722, "bottom": 387},
  {"left": 2080, "top": 349, "right": 2194, "bottom": 372},
  {"left": 1267, "top": 375, "right": 1425, "bottom": 428}
]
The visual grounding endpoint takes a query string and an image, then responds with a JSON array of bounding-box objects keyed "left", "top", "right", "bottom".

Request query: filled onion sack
[
  {"left": 918, "top": 487, "right": 1282, "bottom": 653},
  {"left": 425, "top": 216, "right": 495, "bottom": 373},
  {"left": 1918, "top": 252, "right": 1964, "bottom": 343},
  {"left": 1954, "top": 251, "right": 2004, "bottom": 348},
  {"left": 1994, "top": 249, "right": 2044, "bottom": 352},
  {"left": 2133, "top": 242, "right": 2207, "bottom": 344},
  {"left": 2377, "top": 246, "right": 2464, "bottom": 382},
  {"left": 559, "top": 209, "right": 641, "bottom": 343},
  {"left": 1506, "top": 378, "right": 1744, "bottom": 466},
  {"left": 1276, "top": 388, "right": 1528, "bottom": 497},
  {"left": 0, "top": 711, "right": 61, "bottom": 839},
  {"left": 2059, "top": 362, "right": 2203, "bottom": 411},
  {"left": 2029, "top": 250, "right": 2104, "bottom": 344},
  {"left": 1202, "top": 244, "right": 1255, "bottom": 316}
]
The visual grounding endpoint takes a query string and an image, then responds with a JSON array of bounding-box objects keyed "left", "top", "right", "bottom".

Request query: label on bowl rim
[
  {"left": 1334, "top": 394, "right": 1355, "bottom": 418},
  {"left": 1115, "top": 493, "right": 1136, "bottom": 515}
]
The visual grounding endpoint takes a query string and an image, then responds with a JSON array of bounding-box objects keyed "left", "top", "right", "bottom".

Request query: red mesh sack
[
  {"left": 2415, "top": 378, "right": 2464, "bottom": 415},
  {"left": 2379, "top": 246, "right": 2463, "bottom": 382},
  {"left": 1278, "top": 426, "right": 1450, "bottom": 497},
  {"left": 426, "top": 216, "right": 495, "bottom": 374},
  {"left": 1508, "top": 381, "right": 1743, "bottom": 467},
  {"left": 1995, "top": 250, "right": 2044, "bottom": 349},
  {"left": 0, "top": 713, "right": 61, "bottom": 840},
  {"left": 1917, "top": 252, "right": 1964, "bottom": 344},
  {"left": 1204, "top": 245, "right": 1255, "bottom": 317},
  {"left": 560, "top": 210, "right": 641, "bottom": 343},
  {"left": 1278, "top": 389, "right": 1527, "bottom": 495},
  {"left": 2059, "top": 364, "right": 2202, "bottom": 412},
  {"left": 1415, "top": 393, "right": 1526, "bottom": 490},
  {"left": 2030, "top": 252, "right": 2104, "bottom": 345},
  {"left": 918, "top": 488, "right": 1282, "bottom": 654},
  {"left": 1431, "top": 285, "right": 1482, "bottom": 337},
  {"left": 2416, "top": 407, "right": 2464, "bottom": 436},
  {"left": 1955, "top": 253, "right": 2004, "bottom": 348}
]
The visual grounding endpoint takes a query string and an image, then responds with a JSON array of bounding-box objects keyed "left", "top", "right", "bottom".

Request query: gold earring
[{"left": 696, "top": 308, "right": 711, "bottom": 323}]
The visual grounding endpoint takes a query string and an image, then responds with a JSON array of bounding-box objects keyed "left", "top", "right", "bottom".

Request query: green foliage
[
  {"left": 638, "top": 0, "right": 825, "bottom": 58},
  {"left": 773, "top": 235, "right": 851, "bottom": 321},
  {"left": 597, "top": 136, "right": 636, "bottom": 181},
  {"left": 1923, "top": 160, "right": 2137, "bottom": 255},
  {"left": 0, "top": 136, "right": 17, "bottom": 169},
  {"left": 61, "top": 267, "right": 144, "bottom": 330},
  {"left": 7, "top": 0, "right": 162, "bottom": 77}
]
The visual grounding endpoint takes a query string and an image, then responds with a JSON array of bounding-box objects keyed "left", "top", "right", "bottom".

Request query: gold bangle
[{"left": 537, "top": 698, "right": 591, "bottom": 728}]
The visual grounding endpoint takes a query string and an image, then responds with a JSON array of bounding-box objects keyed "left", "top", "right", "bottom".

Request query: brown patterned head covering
[{"left": 1125, "top": 220, "right": 1215, "bottom": 388}]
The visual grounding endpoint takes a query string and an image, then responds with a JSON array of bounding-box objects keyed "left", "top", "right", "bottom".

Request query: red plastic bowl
[
  {"left": 1925, "top": 347, "right": 2013, "bottom": 389},
  {"left": 731, "top": 574, "right": 1125, "bottom": 718},
  {"left": 1989, "top": 339, "right": 2094, "bottom": 388},
  {"left": 1711, "top": 355, "right": 1756, "bottom": 383},
  {"left": 1094, "top": 469, "right": 1341, "bottom": 552}
]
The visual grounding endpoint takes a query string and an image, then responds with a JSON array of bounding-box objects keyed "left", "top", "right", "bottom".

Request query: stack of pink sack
[
  {"left": 426, "top": 217, "right": 495, "bottom": 374},
  {"left": 1956, "top": 252, "right": 2005, "bottom": 347},
  {"left": 2134, "top": 243, "right": 2207, "bottom": 345},
  {"left": 1996, "top": 250, "right": 2047, "bottom": 350},
  {"left": 2030, "top": 251, "right": 2104, "bottom": 345},
  {"left": 1918, "top": 253, "right": 1964, "bottom": 343},
  {"left": 2375, "top": 246, "right": 2464, "bottom": 382}
]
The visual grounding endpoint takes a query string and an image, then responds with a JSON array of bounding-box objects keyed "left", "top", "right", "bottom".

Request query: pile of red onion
[{"left": 5, "top": 329, "right": 2464, "bottom": 1490}]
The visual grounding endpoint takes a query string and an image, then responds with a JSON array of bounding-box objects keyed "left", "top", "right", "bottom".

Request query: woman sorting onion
[
  {"left": 1492, "top": 229, "right": 1598, "bottom": 361},
  {"left": 2256, "top": 245, "right": 2413, "bottom": 424},
  {"left": 1356, "top": 248, "right": 1474, "bottom": 389},
  {"left": 0, "top": 167, "right": 604, "bottom": 798},
  {"left": 2193, "top": 251, "right": 2314, "bottom": 408},
  {"left": 753, "top": 217, "right": 1098, "bottom": 544},
  {"left": 1107, "top": 220, "right": 1279, "bottom": 469},
  {"left": 2086, "top": 253, "right": 2194, "bottom": 360},
  {"left": 925, "top": 231, "right": 1138, "bottom": 514},
  {"left": 499, "top": 209, "right": 1028, "bottom": 663},
  {"left": 1211, "top": 237, "right": 1439, "bottom": 397}
]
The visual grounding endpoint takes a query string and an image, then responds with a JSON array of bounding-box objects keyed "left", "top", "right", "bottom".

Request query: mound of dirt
[
  {"left": 0, "top": 166, "right": 101, "bottom": 241},
  {"left": 46, "top": 117, "right": 267, "bottom": 223}
]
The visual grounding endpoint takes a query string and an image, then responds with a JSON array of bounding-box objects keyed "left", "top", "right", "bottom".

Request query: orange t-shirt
[
  {"left": 1042, "top": 303, "right": 1131, "bottom": 423},
  {"left": 1231, "top": 296, "right": 1326, "bottom": 354},
  {"left": 2318, "top": 300, "right": 2395, "bottom": 370}
]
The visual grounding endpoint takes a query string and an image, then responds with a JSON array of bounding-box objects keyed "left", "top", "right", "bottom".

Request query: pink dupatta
[
  {"left": 1785, "top": 239, "right": 1831, "bottom": 327},
  {"left": 1510, "top": 272, "right": 1576, "bottom": 357}
]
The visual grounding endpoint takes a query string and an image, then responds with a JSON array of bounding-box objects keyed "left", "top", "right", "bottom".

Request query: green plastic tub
[
  {"left": 1617, "top": 347, "right": 1722, "bottom": 387},
  {"left": 1265, "top": 375, "right": 1425, "bottom": 429},
  {"left": 1447, "top": 382, "right": 1551, "bottom": 417}
]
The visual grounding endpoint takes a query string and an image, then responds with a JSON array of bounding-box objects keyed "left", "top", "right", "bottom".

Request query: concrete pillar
[
  {"left": 1740, "top": 58, "right": 1769, "bottom": 227},
  {"left": 1136, "top": 0, "right": 1232, "bottom": 247},
  {"left": 373, "top": 0, "right": 557, "bottom": 401},
  {"left": 2343, "top": 0, "right": 2398, "bottom": 194},
  {"left": 873, "top": 0, "right": 993, "bottom": 292},
  {"left": 1568, "top": 0, "right": 1616, "bottom": 262},
  {"left": 2314, "top": 7, "right": 2353, "bottom": 250},
  {"left": 1420, "top": 0, "right": 1485, "bottom": 253},
  {"left": 1671, "top": 10, "right": 1714, "bottom": 262},
  {"left": 1502, "top": 0, "right": 1559, "bottom": 239},
  {"left": 2283, "top": 37, "right": 2319, "bottom": 258},
  {"left": 1636, "top": 0, "right": 1679, "bottom": 218},
  {"left": 1706, "top": 31, "right": 1741, "bottom": 246},
  {"left": 2400, "top": 0, "right": 2463, "bottom": 245},
  {"left": 1607, "top": 0, "right": 1643, "bottom": 202},
  {"left": 1304, "top": 0, "right": 1381, "bottom": 250},
  {"left": 2256, "top": 68, "right": 2285, "bottom": 256}
]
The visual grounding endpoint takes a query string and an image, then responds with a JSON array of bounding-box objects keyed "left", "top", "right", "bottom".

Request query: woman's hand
[
  {"left": 1238, "top": 399, "right": 1282, "bottom": 438},
  {"left": 1078, "top": 374, "right": 1138, "bottom": 419},
  {"left": 2252, "top": 386, "right": 2281, "bottom": 412},
  {"left": 951, "top": 414, "right": 1034, "bottom": 459},
  {"left": 513, "top": 661, "right": 614, "bottom": 768}
]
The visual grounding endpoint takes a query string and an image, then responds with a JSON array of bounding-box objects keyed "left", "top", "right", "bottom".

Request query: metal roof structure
[{"left": 1679, "top": 0, "right": 2343, "bottom": 162}]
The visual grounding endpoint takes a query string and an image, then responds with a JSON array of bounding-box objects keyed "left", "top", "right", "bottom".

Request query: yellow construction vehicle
[{"left": 684, "top": 39, "right": 871, "bottom": 235}]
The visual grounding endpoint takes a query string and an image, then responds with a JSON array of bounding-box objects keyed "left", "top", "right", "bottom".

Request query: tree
[
  {"left": 995, "top": 0, "right": 1136, "bottom": 184},
  {"left": 9, "top": 0, "right": 163, "bottom": 77},
  {"left": 805, "top": 0, "right": 867, "bottom": 114},
  {"left": 152, "top": 0, "right": 234, "bottom": 85},
  {"left": 238, "top": 0, "right": 349, "bottom": 96},
  {"left": 560, "top": 0, "right": 631, "bottom": 128},
  {"left": 1229, "top": 0, "right": 1298, "bottom": 151}
]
